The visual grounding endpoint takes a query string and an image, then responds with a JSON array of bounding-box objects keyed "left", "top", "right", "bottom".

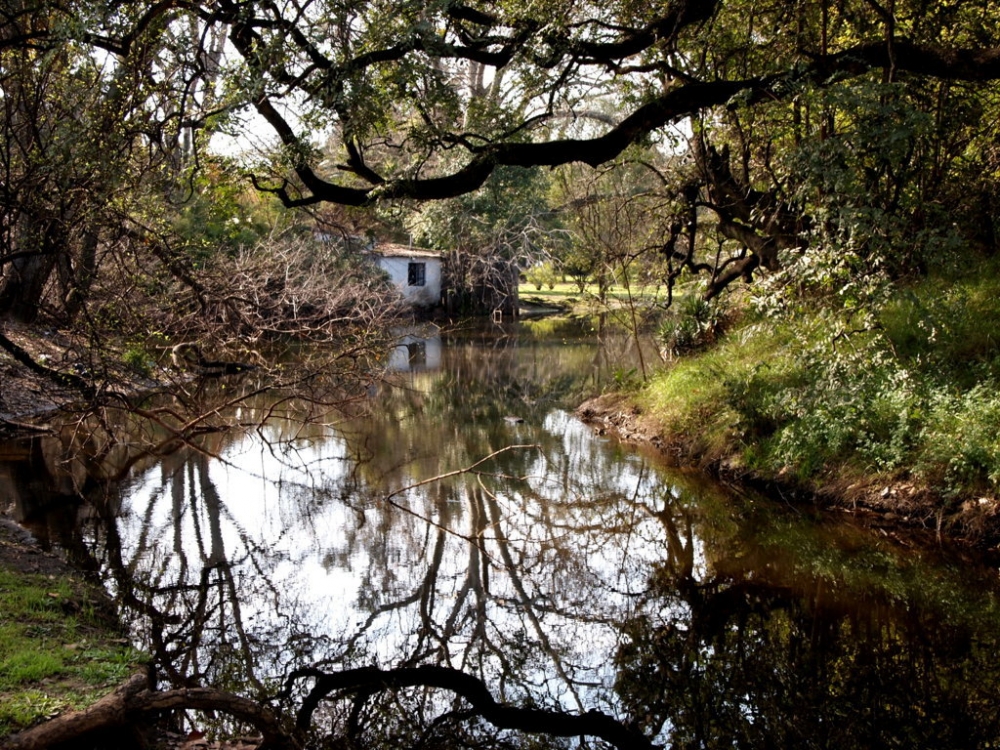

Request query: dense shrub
[{"left": 642, "top": 267, "right": 1000, "bottom": 500}]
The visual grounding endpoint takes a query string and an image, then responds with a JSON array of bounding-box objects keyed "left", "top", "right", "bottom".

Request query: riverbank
[
  {"left": 576, "top": 393, "right": 971, "bottom": 543},
  {"left": 0, "top": 321, "right": 159, "bottom": 742},
  {"left": 577, "top": 264, "right": 1000, "bottom": 550},
  {"left": 0, "top": 518, "right": 144, "bottom": 740},
  {"left": 0, "top": 321, "right": 170, "bottom": 439},
  {"left": 0, "top": 323, "right": 91, "bottom": 435}
]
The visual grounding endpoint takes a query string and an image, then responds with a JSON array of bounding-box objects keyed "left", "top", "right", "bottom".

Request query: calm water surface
[{"left": 3, "top": 319, "right": 1000, "bottom": 748}]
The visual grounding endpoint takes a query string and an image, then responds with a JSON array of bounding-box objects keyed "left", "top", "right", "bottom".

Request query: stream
[{"left": 3, "top": 318, "right": 1000, "bottom": 748}]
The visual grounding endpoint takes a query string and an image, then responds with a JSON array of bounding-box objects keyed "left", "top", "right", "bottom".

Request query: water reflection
[
  {"left": 101, "top": 396, "right": 667, "bottom": 712},
  {"left": 615, "top": 498, "right": 1000, "bottom": 748},
  {"left": 3, "top": 321, "right": 1000, "bottom": 747}
]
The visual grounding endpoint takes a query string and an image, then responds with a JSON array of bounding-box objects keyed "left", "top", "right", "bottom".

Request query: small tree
[{"left": 525, "top": 261, "right": 558, "bottom": 291}]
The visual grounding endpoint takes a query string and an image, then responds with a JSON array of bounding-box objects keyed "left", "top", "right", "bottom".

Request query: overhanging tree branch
[
  {"left": 5, "top": 665, "right": 655, "bottom": 750},
  {"left": 285, "top": 664, "right": 657, "bottom": 750},
  {"left": 243, "top": 39, "right": 1000, "bottom": 209}
]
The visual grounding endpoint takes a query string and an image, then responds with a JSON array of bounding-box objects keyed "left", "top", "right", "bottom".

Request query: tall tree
[
  {"left": 0, "top": 0, "right": 207, "bottom": 323},
  {"left": 215, "top": 0, "right": 1000, "bottom": 295},
  {"left": 5, "top": 0, "right": 1000, "bottom": 315}
]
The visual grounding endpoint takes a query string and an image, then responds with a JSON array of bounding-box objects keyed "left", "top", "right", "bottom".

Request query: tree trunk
[{"left": 0, "top": 220, "right": 60, "bottom": 323}]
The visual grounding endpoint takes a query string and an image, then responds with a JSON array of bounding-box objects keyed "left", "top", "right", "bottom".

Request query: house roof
[{"left": 370, "top": 243, "right": 444, "bottom": 259}]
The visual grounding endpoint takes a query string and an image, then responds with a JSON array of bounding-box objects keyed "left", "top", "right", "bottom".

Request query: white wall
[{"left": 378, "top": 256, "right": 442, "bottom": 307}]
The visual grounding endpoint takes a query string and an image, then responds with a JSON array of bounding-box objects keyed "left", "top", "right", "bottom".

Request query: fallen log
[{"left": 1, "top": 674, "right": 299, "bottom": 750}]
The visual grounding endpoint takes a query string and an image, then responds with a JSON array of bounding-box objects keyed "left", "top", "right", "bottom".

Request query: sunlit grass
[
  {"left": 519, "top": 281, "right": 581, "bottom": 298},
  {"left": 0, "top": 569, "right": 144, "bottom": 737},
  {"left": 519, "top": 282, "right": 667, "bottom": 305},
  {"left": 641, "top": 351, "right": 732, "bottom": 444},
  {"left": 638, "top": 265, "right": 1000, "bottom": 500},
  {"left": 641, "top": 319, "right": 809, "bottom": 460}
]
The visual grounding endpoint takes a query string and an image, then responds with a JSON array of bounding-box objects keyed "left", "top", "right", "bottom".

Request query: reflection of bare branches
[
  {"left": 410, "top": 526, "right": 448, "bottom": 665},
  {"left": 334, "top": 589, "right": 424, "bottom": 665},
  {"left": 384, "top": 445, "right": 540, "bottom": 504},
  {"left": 2, "top": 318, "right": 696, "bottom": 750},
  {"left": 380, "top": 444, "right": 539, "bottom": 540},
  {"left": 442, "top": 487, "right": 489, "bottom": 653},
  {"left": 93, "top": 451, "right": 275, "bottom": 692},
  {"left": 196, "top": 456, "right": 266, "bottom": 693},
  {"left": 29, "top": 359, "right": 376, "bottom": 512},
  {"left": 481, "top": 481, "right": 585, "bottom": 711}
]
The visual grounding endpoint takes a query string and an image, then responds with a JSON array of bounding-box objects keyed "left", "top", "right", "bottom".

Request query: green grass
[
  {"left": 519, "top": 281, "right": 581, "bottom": 298},
  {"left": 638, "top": 264, "right": 1000, "bottom": 502},
  {"left": 519, "top": 282, "right": 667, "bottom": 306},
  {"left": 0, "top": 568, "right": 144, "bottom": 737},
  {"left": 641, "top": 319, "right": 806, "bottom": 459}
]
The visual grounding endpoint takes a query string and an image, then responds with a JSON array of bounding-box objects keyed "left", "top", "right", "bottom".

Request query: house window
[{"left": 408, "top": 262, "right": 426, "bottom": 286}]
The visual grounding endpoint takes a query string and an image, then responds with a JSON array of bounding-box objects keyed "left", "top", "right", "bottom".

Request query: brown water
[{"left": 2, "top": 319, "right": 1000, "bottom": 748}]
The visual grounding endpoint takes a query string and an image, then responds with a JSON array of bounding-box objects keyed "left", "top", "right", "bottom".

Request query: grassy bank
[
  {"left": 632, "top": 265, "right": 1000, "bottom": 541},
  {"left": 0, "top": 524, "right": 143, "bottom": 738},
  {"left": 519, "top": 281, "right": 667, "bottom": 308}
]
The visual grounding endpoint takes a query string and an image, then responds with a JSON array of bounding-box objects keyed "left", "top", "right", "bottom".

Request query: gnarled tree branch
[
  {"left": 5, "top": 665, "right": 654, "bottom": 750},
  {"left": 1, "top": 673, "right": 299, "bottom": 750},
  {"left": 286, "top": 664, "right": 656, "bottom": 750}
]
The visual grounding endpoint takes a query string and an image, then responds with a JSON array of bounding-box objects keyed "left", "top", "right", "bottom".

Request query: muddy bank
[
  {"left": 0, "top": 321, "right": 166, "bottom": 439},
  {"left": 0, "top": 325, "right": 87, "bottom": 434},
  {"left": 576, "top": 392, "right": 1000, "bottom": 550},
  {"left": 0, "top": 517, "right": 82, "bottom": 577}
]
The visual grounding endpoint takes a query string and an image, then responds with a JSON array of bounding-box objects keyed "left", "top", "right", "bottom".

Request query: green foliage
[
  {"left": 644, "top": 261, "right": 1000, "bottom": 499},
  {"left": 611, "top": 367, "right": 641, "bottom": 391},
  {"left": 916, "top": 385, "right": 1000, "bottom": 494},
  {"left": 641, "top": 350, "right": 735, "bottom": 455},
  {"left": 662, "top": 76, "right": 1000, "bottom": 495},
  {"left": 172, "top": 160, "right": 283, "bottom": 260},
  {"left": 0, "top": 691, "right": 67, "bottom": 734},
  {"left": 408, "top": 164, "right": 551, "bottom": 255},
  {"left": 658, "top": 294, "right": 728, "bottom": 356},
  {"left": 561, "top": 248, "right": 595, "bottom": 292},
  {"left": 524, "top": 261, "right": 559, "bottom": 290},
  {"left": 1, "top": 650, "right": 64, "bottom": 684},
  {"left": 881, "top": 273, "right": 1000, "bottom": 384},
  {"left": 775, "top": 81, "right": 962, "bottom": 278},
  {"left": 758, "top": 337, "right": 920, "bottom": 478},
  {"left": 122, "top": 344, "right": 153, "bottom": 377}
]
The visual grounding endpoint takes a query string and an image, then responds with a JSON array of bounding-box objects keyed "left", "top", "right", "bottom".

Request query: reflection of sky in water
[
  {"left": 113, "top": 355, "right": 688, "bottom": 712},
  {"left": 28, "top": 326, "right": 1000, "bottom": 747},
  {"left": 0, "top": 324, "right": 983, "bottom": 749}
]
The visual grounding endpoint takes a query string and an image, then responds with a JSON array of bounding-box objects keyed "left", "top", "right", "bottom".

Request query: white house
[{"left": 370, "top": 243, "right": 444, "bottom": 308}]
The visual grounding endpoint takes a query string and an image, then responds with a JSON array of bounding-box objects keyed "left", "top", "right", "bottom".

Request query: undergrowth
[{"left": 642, "top": 263, "right": 1000, "bottom": 503}]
